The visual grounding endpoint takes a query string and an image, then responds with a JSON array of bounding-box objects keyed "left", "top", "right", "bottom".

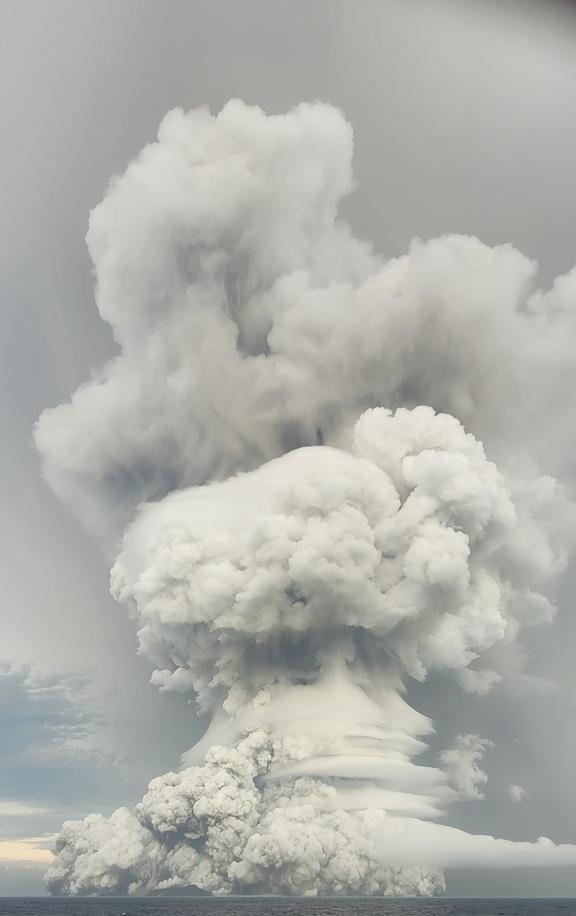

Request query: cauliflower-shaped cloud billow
[
  {"left": 36, "top": 99, "right": 576, "bottom": 897},
  {"left": 111, "top": 406, "right": 528, "bottom": 713}
]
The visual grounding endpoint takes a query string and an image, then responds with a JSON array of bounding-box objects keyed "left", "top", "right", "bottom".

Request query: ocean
[{"left": 0, "top": 900, "right": 575, "bottom": 916}]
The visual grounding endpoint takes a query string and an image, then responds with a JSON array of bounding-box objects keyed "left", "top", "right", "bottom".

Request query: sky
[{"left": 2, "top": 0, "right": 576, "bottom": 896}]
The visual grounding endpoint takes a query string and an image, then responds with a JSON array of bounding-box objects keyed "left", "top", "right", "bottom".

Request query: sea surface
[{"left": 0, "top": 900, "right": 575, "bottom": 916}]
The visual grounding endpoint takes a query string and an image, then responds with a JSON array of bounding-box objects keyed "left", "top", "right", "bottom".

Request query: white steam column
[{"left": 36, "top": 100, "right": 576, "bottom": 896}]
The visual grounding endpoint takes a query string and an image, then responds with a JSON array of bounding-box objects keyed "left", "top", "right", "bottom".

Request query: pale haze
[{"left": 2, "top": 0, "right": 576, "bottom": 898}]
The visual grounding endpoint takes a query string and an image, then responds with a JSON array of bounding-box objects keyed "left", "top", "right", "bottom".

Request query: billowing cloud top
[
  {"left": 112, "top": 405, "right": 525, "bottom": 715},
  {"left": 36, "top": 100, "right": 576, "bottom": 898},
  {"left": 35, "top": 101, "right": 576, "bottom": 544}
]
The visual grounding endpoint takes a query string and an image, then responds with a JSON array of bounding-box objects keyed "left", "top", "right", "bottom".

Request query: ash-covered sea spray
[{"left": 36, "top": 100, "right": 576, "bottom": 896}]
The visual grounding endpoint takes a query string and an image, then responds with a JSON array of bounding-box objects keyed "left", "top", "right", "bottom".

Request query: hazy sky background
[{"left": 2, "top": 0, "right": 576, "bottom": 896}]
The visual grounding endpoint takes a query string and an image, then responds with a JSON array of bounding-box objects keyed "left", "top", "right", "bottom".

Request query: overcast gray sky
[{"left": 2, "top": 0, "right": 576, "bottom": 896}]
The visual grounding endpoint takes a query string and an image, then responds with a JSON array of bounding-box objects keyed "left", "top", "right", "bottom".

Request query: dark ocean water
[{"left": 1, "top": 900, "right": 575, "bottom": 916}]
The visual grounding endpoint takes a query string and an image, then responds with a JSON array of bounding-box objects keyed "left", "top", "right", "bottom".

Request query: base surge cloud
[{"left": 36, "top": 100, "right": 576, "bottom": 896}]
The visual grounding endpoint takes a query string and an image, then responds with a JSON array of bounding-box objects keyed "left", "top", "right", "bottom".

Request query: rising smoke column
[{"left": 36, "top": 100, "right": 576, "bottom": 896}]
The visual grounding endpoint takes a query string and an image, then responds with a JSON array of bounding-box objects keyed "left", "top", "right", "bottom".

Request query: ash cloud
[
  {"left": 440, "top": 734, "right": 493, "bottom": 801},
  {"left": 35, "top": 100, "right": 576, "bottom": 896},
  {"left": 508, "top": 784, "right": 528, "bottom": 804}
]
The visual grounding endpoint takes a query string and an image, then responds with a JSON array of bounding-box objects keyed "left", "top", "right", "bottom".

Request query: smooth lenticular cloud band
[{"left": 36, "top": 100, "right": 576, "bottom": 897}]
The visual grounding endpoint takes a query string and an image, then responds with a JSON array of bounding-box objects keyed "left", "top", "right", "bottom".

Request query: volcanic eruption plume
[{"left": 36, "top": 100, "right": 576, "bottom": 896}]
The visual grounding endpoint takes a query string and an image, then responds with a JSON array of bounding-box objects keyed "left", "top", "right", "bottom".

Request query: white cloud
[
  {"left": 508, "top": 784, "right": 528, "bottom": 803},
  {"left": 35, "top": 99, "right": 576, "bottom": 896},
  {"left": 440, "top": 734, "right": 493, "bottom": 800}
]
